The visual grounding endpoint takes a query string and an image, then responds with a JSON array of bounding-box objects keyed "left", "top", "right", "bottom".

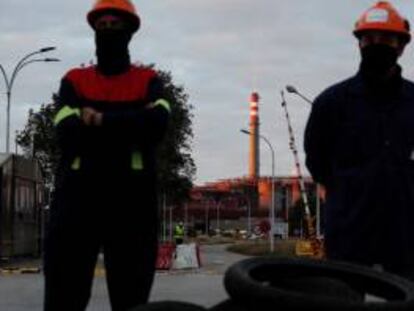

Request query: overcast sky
[{"left": 1, "top": 1, "right": 414, "bottom": 184}]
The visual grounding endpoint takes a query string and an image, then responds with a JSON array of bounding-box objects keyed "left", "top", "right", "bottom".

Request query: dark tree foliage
[
  {"left": 16, "top": 66, "right": 195, "bottom": 203},
  {"left": 16, "top": 99, "right": 59, "bottom": 188},
  {"left": 153, "top": 68, "right": 196, "bottom": 203}
]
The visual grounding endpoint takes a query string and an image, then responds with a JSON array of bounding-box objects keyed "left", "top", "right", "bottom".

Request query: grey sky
[{"left": 1, "top": 1, "right": 414, "bottom": 184}]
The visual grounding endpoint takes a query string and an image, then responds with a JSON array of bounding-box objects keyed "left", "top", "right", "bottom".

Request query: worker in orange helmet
[
  {"left": 305, "top": 2, "right": 414, "bottom": 280},
  {"left": 43, "top": 1, "right": 171, "bottom": 310}
]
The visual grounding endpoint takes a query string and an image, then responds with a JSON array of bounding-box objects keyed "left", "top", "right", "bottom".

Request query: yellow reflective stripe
[
  {"left": 131, "top": 151, "right": 144, "bottom": 170},
  {"left": 71, "top": 157, "right": 81, "bottom": 170},
  {"left": 154, "top": 99, "right": 171, "bottom": 113},
  {"left": 54, "top": 106, "right": 81, "bottom": 126}
]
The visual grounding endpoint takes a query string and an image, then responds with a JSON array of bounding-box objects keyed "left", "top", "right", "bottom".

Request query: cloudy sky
[{"left": 1, "top": 1, "right": 414, "bottom": 184}]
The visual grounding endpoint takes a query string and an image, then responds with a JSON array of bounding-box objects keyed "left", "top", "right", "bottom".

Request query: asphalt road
[{"left": 0, "top": 244, "right": 248, "bottom": 311}]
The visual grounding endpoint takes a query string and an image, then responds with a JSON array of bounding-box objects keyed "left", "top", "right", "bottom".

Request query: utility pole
[{"left": 0, "top": 47, "right": 59, "bottom": 153}]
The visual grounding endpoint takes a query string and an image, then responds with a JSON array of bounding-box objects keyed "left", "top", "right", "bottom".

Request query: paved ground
[{"left": 0, "top": 244, "right": 248, "bottom": 311}]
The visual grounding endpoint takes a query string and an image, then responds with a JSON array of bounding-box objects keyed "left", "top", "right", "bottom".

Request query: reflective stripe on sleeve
[
  {"left": 54, "top": 106, "right": 81, "bottom": 126},
  {"left": 131, "top": 151, "right": 144, "bottom": 170},
  {"left": 71, "top": 157, "right": 81, "bottom": 170},
  {"left": 154, "top": 99, "right": 171, "bottom": 113}
]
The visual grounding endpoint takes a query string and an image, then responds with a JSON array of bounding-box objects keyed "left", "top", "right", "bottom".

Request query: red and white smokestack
[{"left": 249, "top": 92, "right": 260, "bottom": 179}]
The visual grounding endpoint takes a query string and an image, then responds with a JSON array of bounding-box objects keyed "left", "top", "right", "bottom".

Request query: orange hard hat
[
  {"left": 87, "top": 0, "right": 140, "bottom": 33},
  {"left": 354, "top": 1, "right": 411, "bottom": 43}
]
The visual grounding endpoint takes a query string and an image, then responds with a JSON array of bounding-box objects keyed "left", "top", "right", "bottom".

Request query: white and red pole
[{"left": 249, "top": 92, "right": 260, "bottom": 178}]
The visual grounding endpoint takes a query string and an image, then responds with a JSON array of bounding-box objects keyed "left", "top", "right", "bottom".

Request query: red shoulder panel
[{"left": 65, "top": 65, "right": 157, "bottom": 103}]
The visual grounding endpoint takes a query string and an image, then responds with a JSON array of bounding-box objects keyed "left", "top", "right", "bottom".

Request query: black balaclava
[
  {"left": 95, "top": 30, "right": 132, "bottom": 75},
  {"left": 360, "top": 44, "right": 399, "bottom": 79}
]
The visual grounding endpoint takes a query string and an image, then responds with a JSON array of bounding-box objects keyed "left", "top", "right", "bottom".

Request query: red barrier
[{"left": 156, "top": 242, "right": 176, "bottom": 270}]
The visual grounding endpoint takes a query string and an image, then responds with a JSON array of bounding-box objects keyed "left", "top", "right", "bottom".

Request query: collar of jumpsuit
[{"left": 94, "top": 14, "right": 132, "bottom": 76}]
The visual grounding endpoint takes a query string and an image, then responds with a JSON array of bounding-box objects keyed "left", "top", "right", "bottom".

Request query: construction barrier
[
  {"left": 172, "top": 243, "right": 201, "bottom": 270},
  {"left": 295, "top": 240, "right": 314, "bottom": 257},
  {"left": 156, "top": 242, "right": 176, "bottom": 270}
]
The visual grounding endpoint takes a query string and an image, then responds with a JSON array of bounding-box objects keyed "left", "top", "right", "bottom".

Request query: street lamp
[
  {"left": 241, "top": 129, "right": 276, "bottom": 252},
  {"left": 242, "top": 192, "right": 252, "bottom": 236},
  {"left": 0, "top": 47, "right": 59, "bottom": 153},
  {"left": 286, "top": 85, "right": 313, "bottom": 105},
  {"left": 285, "top": 85, "right": 322, "bottom": 237}
]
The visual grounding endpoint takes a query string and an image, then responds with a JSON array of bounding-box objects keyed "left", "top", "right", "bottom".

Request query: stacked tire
[
  {"left": 131, "top": 257, "right": 414, "bottom": 310},
  {"left": 221, "top": 257, "right": 414, "bottom": 310}
]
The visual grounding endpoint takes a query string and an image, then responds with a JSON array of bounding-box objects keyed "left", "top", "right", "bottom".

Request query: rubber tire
[
  {"left": 209, "top": 300, "right": 247, "bottom": 311},
  {"left": 224, "top": 257, "right": 414, "bottom": 310},
  {"left": 129, "top": 301, "right": 206, "bottom": 311},
  {"left": 209, "top": 299, "right": 249, "bottom": 311}
]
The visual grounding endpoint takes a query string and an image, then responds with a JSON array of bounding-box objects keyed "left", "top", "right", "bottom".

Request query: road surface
[{"left": 0, "top": 244, "right": 248, "bottom": 311}]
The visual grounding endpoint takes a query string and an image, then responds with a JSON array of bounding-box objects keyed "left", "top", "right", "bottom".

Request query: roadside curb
[
  {"left": 0, "top": 267, "right": 41, "bottom": 275},
  {"left": 93, "top": 267, "right": 220, "bottom": 277}
]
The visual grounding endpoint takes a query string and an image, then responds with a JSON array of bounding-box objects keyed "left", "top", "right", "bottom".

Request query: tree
[
  {"left": 16, "top": 100, "right": 59, "bottom": 188},
  {"left": 154, "top": 68, "right": 196, "bottom": 204},
  {"left": 16, "top": 66, "right": 195, "bottom": 202}
]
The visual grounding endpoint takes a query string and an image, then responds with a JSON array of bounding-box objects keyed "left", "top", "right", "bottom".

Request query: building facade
[
  {"left": 169, "top": 176, "right": 325, "bottom": 237},
  {"left": 0, "top": 154, "right": 45, "bottom": 258}
]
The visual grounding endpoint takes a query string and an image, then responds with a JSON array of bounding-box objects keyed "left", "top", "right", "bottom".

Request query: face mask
[
  {"left": 95, "top": 30, "right": 132, "bottom": 75},
  {"left": 360, "top": 44, "right": 399, "bottom": 76}
]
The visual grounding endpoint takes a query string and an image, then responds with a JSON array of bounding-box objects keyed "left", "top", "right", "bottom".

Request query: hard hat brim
[
  {"left": 88, "top": 8, "right": 140, "bottom": 33},
  {"left": 353, "top": 28, "right": 411, "bottom": 44}
]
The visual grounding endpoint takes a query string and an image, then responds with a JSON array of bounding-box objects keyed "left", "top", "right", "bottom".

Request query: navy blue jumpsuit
[{"left": 305, "top": 67, "right": 414, "bottom": 277}]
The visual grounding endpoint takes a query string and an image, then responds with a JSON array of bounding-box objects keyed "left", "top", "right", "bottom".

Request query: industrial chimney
[{"left": 249, "top": 92, "right": 260, "bottom": 179}]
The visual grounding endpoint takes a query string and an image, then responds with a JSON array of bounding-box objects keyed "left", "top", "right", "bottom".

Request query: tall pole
[
  {"left": 241, "top": 129, "right": 275, "bottom": 252},
  {"left": 14, "top": 130, "right": 18, "bottom": 155},
  {"left": 261, "top": 135, "right": 275, "bottom": 253},
  {"left": 0, "top": 64, "right": 10, "bottom": 153},
  {"left": 282, "top": 88, "right": 322, "bottom": 256},
  {"left": 216, "top": 201, "right": 220, "bottom": 235},
  {"left": 285, "top": 186, "right": 289, "bottom": 239},
  {"left": 6, "top": 91, "right": 11, "bottom": 153},
  {"left": 205, "top": 200, "right": 209, "bottom": 235},
  {"left": 247, "top": 197, "right": 251, "bottom": 236},
  {"left": 163, "top": 192, "right": 167, "bottom": 242},
  {"left": 248, "top": 92, "right": 260, "bottom": 178}
]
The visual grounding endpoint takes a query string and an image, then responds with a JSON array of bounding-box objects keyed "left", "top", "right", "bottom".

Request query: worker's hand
[
  {"left": 146, "top": 102, "right": 156, "bottom": 109},
  {"left": 81, "top": 107, "right": 103, "bottom": 126},
  {"left": 93, "top": 110, "right": 103, "bottom": 126}
]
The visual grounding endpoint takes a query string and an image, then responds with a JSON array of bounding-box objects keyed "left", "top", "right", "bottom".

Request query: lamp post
[
  {"left": 0, "top": 47, "right": 59, "bottom": 153},
  {"left": 241, "top": 129, "right": 275, "bottom": 252},
  {"left": 286, "top": 85, "right": 313, "bottom": 105},
  {"left": 286, "top": 85, "right": 322, "bottom": 237},
  {"left": 234, "top": 188, "right": 252, "bottom": 236},
  {"left": 216, "top": 201, "right": 220, "bottom": 235},
  {"left": 205, "top": 199, "right": 210, "bottom": 235},
  {"left": 245, "top": 194, "right": 251, "bottom": 236},
  {"left": 15, "top": 130, "right": 19, "bottom": 155}
]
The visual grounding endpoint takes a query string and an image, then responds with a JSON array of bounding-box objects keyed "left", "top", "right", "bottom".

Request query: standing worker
[
  {"left": 44, "top": 1, "right": 171, "bottom": 310},
  {"left": 305, "top": 1, "right": 414, "bottom": 280},
  {"left": 174, "top": 222, "right": 185, "bottom": 245}
]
